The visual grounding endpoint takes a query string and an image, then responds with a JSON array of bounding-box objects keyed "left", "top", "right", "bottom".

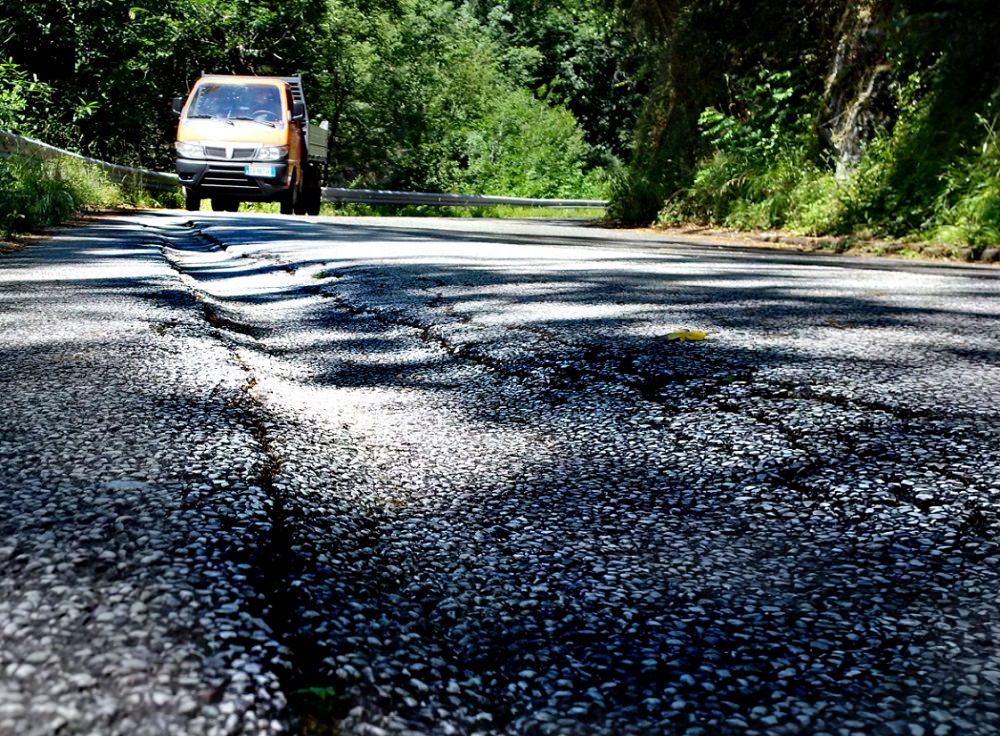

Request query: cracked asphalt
[{"left": 1, "top": 211, "right": 999, "bottom": 736}]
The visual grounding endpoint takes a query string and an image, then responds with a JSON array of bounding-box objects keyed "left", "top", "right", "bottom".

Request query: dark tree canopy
[{"left": 2, "top": 0, "right": 995, "bottom": 243}]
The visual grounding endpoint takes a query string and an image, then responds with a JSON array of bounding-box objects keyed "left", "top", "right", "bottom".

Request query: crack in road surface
[
  {"left": 150, "top": 213, "right": 1000, "bottom": 735},
  {"left": 3, "top": 211, "right": 1000, "bottom": 736},
  {"left": 0, "top": 218, "right": 292, "bottom": 735}
]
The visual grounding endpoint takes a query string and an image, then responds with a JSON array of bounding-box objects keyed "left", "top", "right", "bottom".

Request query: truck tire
[
  {"left": 211, "top": 197, "right": 240, "bottom": 212},
  {"left": 301, "top": 165, "right": 322, "bottom": 216},
  {"left": 305, "top": 183, "right": 322, "bottom": 216},
  {"left": 184, "top": 188, "right": 201, "bottom": 212},
  {"left": 294, "top": 186, "right": 309, "bottom": 216},
  {"left": 280, "top": 176, "right": 297, "bottom": 215}
]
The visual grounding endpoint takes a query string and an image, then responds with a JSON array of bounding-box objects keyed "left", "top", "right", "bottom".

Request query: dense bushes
[
  {"left": 0, "top": 155, "right": 130, "bottom": 237},
  {"left": 654, "top": 74, "right": 1000, "bottom": 249},
  {"left": 1, "top": 0, "right": 618, "bottom": 203},
  {"left": 931, "top": 118, "right": 1000, "bottom": 246},
  {"left": 0, "top": 58, "right": 162, "bottom": 237},
  {"left": 0, "top": 157, "right": 77, "bottom": 237},
  {"left": 613, "top": 0, "right": 1000, "bottom": 250},
  {"left": 607, "top": 0, "right": 845, "bottom": 223},
  {"left": 449, "top": 89, "right": 607, "bottom": 199},
  {"left": 322, "top": 0, "right": 607, "bottom": 197},
  {"left": 652, "top": 84, "right": 999, "bottom": 250}
]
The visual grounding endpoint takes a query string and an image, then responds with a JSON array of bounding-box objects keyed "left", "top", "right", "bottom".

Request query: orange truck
[{"left": 172, "top": 75, "right": 329, "bottom": 215}]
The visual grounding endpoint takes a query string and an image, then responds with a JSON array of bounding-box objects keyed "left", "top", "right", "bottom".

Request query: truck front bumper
[{"left": 176, "top": 158, "right": 290, "bottom": 200}]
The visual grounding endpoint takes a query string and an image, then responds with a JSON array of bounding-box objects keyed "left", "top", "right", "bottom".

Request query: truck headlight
[
  {"left": 258, "top": 145, "right": 289, "bottom": 161},
  {"left": 174, "top": 141, "right": 204, "bottom": 158}
]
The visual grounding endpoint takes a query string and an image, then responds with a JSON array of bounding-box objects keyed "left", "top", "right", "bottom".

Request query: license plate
[{"left": 245, "top": 164, "right": 276, "bottom": 177}]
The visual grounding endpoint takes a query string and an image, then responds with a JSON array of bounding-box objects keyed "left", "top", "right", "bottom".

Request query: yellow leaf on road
[{"left": 665, "top": 329, "right": 708, "bottom": 342}]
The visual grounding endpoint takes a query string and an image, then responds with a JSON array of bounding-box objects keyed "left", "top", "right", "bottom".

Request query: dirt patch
[
  {"left": 0, "top": 211, "right": 133, "bottom": 256},
  {"left": 0, "top": 233, "right": 35, "bottom": 254},
  {"left": 622, "top": 224, "right": 999, "bottom": 264}
]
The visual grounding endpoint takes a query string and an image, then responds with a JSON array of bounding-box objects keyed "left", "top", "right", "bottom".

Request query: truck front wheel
[{"left": 184, "top": 188, "right": 201, "bottom": 212}]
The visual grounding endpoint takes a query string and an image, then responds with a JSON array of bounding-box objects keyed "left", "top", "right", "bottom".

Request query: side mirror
[
  {"left": 172, "top": 97, "right": 183, "bottom": 116},
  {"left": 291, "top": 101, "right": 306, "bottom": 121}
]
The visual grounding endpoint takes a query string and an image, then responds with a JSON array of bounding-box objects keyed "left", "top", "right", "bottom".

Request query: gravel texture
[
  {"left": 0, "top": 220, "right": 290, "bottom": 735},
  {"left": 3, "top": 211, "right": 999, "bottom": 735}
]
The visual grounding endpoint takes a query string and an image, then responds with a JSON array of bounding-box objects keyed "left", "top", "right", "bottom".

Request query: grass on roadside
[
  {"left": 238, "top": 200, "right": 605, "bottom": 220},
  {"left": 289, "top": 685, "right": 347, "bottom": 736},
  {"left": 0, "top": 153, "right": 178, "bottom": 239}
]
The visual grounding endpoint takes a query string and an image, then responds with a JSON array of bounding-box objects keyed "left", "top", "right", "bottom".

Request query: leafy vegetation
[
  {"left": 0, "top": 64, "right": 175, "bottom": 238},
  {"left": 1, "top": 0, "right": 625, "bottom": 209},
  {"left": 0, "top": 59, "right": 54, "bottom": 135},
  {"left": 0, "top": 153, "right": 170, "bottom": 238},
  {"left": 613, "top": 0, "right": 1000, "bottom": 252},
  {"left": 465, "top": 0, "right": 645, "bottom": 161},
  {"left": 319, "top": 0, "right": 612, "bottom": 197},
  {"left": 0, "top": 156, "right": 78, "bottom": 238},
  {"left": 2, "top": 0, "right": 996, "bottom": 251}
]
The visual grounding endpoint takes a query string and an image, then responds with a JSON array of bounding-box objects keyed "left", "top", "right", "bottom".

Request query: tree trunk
[{"left": 818, "top": 1, "right": 895, "bottom": 179}]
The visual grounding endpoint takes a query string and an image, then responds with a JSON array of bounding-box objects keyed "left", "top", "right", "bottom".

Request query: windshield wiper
[
  {"left": 186, "top": 114, "right": 234, "bottom": 125},
  {"left": 232, "top": 116, "right": 277, "bottom": 128}
]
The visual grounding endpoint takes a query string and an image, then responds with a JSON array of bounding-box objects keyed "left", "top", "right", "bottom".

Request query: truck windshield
[{"left": 186, "top": 84, "right": 285, "bottom": 126}]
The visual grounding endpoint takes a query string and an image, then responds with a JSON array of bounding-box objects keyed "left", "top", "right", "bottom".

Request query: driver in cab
[{"left": 242, "top": 86, "right": 282, "bottom": 125}]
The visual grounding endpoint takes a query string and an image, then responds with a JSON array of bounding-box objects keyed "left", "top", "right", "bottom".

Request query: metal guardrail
[
  {"left": 323, "top": 187, "right": 607, "bottom": 210},
  {"left": 0, "top": 130, "right": 179, "bottom": 191},
  {"left": 1, "top": 130, "right": 608, "bottom": 209}
]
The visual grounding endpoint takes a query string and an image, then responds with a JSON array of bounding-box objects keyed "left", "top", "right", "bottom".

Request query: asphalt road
[{"left": 1, "top": 211, "right": 998, "bottom": 736}]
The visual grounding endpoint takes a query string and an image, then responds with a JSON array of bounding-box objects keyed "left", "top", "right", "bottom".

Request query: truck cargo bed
[{"left": 279, "top": 76, "right": 328, "bottom": 163}]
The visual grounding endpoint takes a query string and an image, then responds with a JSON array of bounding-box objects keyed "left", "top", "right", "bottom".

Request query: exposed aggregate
[
  {"left": 157, "top": 214, "right": 1000, "bottom": 735},
  {"left": 0, "top": 222, "right": 290, "bottom": 734},
  {"left": 2, "top": 212, "right": 998, "bottom": 736}
]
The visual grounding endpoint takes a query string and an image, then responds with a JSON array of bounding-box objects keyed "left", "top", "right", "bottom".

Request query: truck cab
[{"left": 173, "top": 75, "right": 328, "bottom": 215}]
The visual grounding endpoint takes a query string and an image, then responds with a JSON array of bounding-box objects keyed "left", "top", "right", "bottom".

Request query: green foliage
[
  {"left": 2, "top": 0, "right": 612, "bottom": 200},
  {"left": 607, "top": 167, "right": 672, "bottom": 224},
  {"left": 321, "top": 202, "right": 606, "bottom": 218},
  {"left": 611, "top": 0, "right": 845, "bottom": 223},
  {"left": 452, "top": 89, "right": 606, "bottom": 198},
  {"left": 464, "top": 0, "right": 646, "bottom": 160},
  {"left": 0, "top": 154, "right": 170, "bottom": 237},
  {"left": 293, "top": 685, "right": 339, "bottom": 701},
  {"left": 656, "top": 80, "right": 1000, "bottom": 249},
  {"left": 0, "top": 156, "right": 77, "bottom": 237},
  {"left": 0, "top": 156, "right": 113, "bottom": 236},
  {"left": 657, "top": 69, "right": 817, "bottom": 228},
  {"left": 323, "top": 0, "right": 602, "bottom": 198},
  {"left": 784, "top": 171, "right": 844, "bottom": 235},
  {"left": 697, "top": 71, "right": 800, "bottom": 167},
  {"left": 614, "top": 0, "right": 1000, "bottom": 251},
  {"left": 290, "top": 685, "right": 345, "bottom": 735},
  {"left": 0, "top": 59, "right": 52, "bottom": 134},
  {"left": 929, "top": 114, "right": 1000, "bottom": 247}
]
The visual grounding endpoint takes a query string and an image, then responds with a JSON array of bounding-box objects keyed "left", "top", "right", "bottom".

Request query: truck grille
[{"left": 204, "top": 146, "right": 257, "bottom": 160}]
